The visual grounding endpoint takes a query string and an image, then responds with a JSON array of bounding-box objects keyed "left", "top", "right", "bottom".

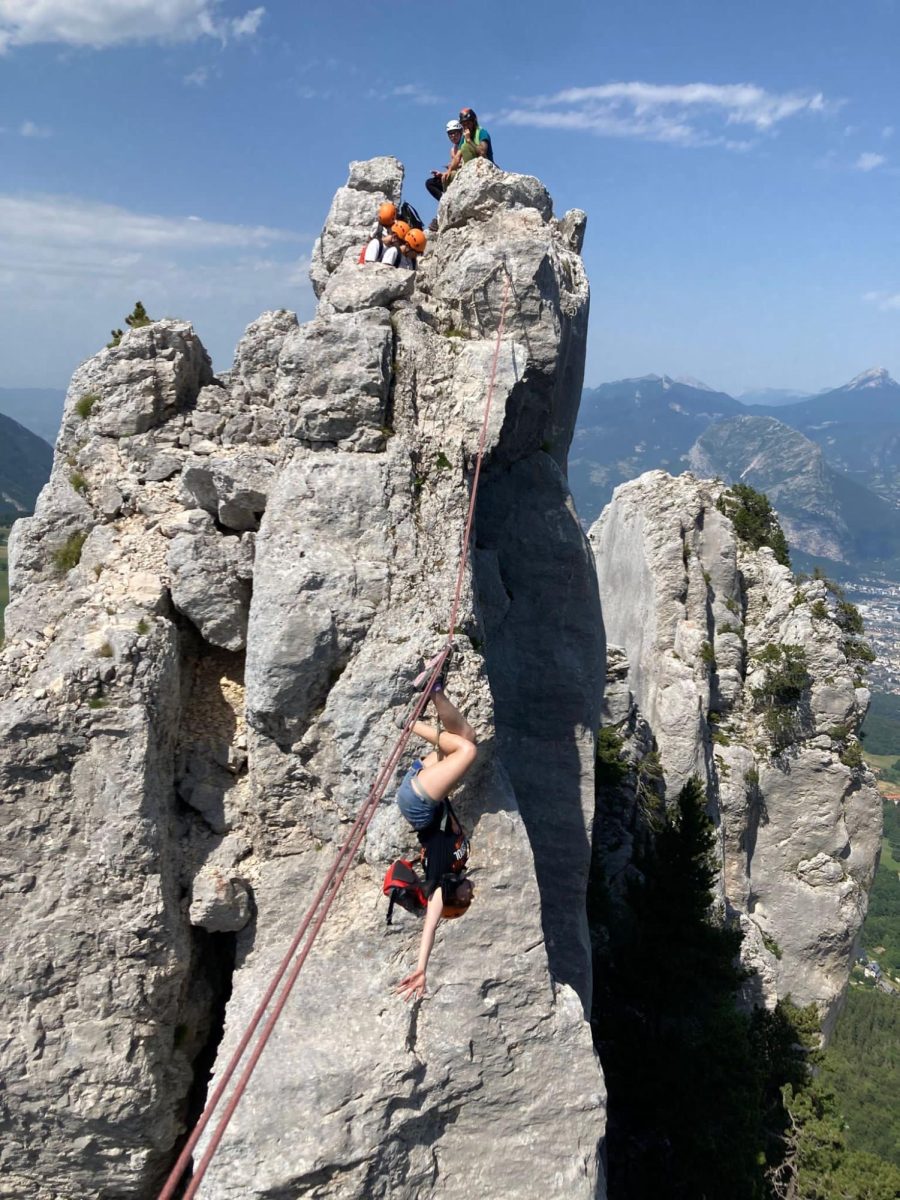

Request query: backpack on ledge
[
  {"left": 382, "top": 859, "right": 427, "bottom": 924},
  {"left": 398, "top": 201, "right": 424, "bottom": 231}
]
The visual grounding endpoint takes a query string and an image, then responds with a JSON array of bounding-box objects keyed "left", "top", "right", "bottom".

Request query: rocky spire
[
  {"left": 590, "top": 471, "right": 882, "bottom": 1029},
  {"left": 0, "top": 158, "right": 606, "bottom": 1198}
]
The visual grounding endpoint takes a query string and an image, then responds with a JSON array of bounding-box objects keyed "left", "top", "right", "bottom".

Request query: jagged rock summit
[
  {"left": 0, "top": 158, "right": 606, "bottom": 1198},
  {"left": 590, "top": 471, "right": 882, "bottom": 1027}
]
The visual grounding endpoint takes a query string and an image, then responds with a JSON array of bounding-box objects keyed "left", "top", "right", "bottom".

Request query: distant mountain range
[
  {"left": 0, "top": 387, "right": 65, "bottom": 447},
  {"left": 0, "top": 413, "right": 53, "bottom": 523},
  {"left": 742, "top": 368, "right": 900, "bottom": 507},
  {"left": 569, "top": 375, "right": 744, "bottom": 522},
  {"left": 570, "top": 367, "right": 900, "bottom": 574},
  {"left": 736, "top": 387, "right": 814, "bottom": 407},
  {"left": 689, "top": 415, "right": 900, "bottom": 567}
]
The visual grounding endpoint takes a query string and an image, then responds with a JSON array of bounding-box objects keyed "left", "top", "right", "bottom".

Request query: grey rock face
[
  {"left": 320, "top": 258, "right": 416, "bottom": 313},
  {"left": 272, "top": 308, "right": 392, "bottom": 450},
  {"left": 590, "top": 471, "right": 882, "bottom": 1025},
  {"left": 168, "top": 525, "right": 252, "bottom": 651},
  {"left": 229, "top": 309, "right": 299, "bottom": 405},
  {"left": 179, "top": 454, "right": 275, "bottom": 531},
  {"left": 244, "top": 450, "right": 394, "bottom": 742},
  {"left": 0, "top": 159, "right": 606, "bottom": 1199},
  {"left": 309, "top": 155, "right": 404, "bottom": 298},
  {"left": 438, "top": 159, "right": 554, "bottom": 229},
  {"left": 475, "top": 453, "right": 605, "bottom": 1008},
  {"left": 60, "top": 321, "right": 213, "bottom": 442}
]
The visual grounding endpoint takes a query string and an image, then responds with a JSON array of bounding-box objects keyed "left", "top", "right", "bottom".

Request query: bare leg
[{"left": 411, "top": 691, "right": 476, "bottom": 803}]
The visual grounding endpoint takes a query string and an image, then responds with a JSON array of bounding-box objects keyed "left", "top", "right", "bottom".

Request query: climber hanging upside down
[{"left": 394, "top": 654, "right": 477, "bottom": 1001}]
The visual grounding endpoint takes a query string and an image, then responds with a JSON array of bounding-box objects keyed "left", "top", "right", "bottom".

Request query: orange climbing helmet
[
  {"left": 405, "top": 228, "right": 427, "bottom": 254},
  {"left": 378, "top": 201, "right": 397, "bottom": 226},
  {"left": 391, "top": 220, "right": 410, "bottom": 242}
]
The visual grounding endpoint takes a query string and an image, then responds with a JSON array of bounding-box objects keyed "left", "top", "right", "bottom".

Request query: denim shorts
[{"left": 396, "top": 760, "right": 441, "bottom": 830}]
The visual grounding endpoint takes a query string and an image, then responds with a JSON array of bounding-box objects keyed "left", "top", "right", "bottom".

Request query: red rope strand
[{"left": 157, "top": 270, "right": 512, "bottom": 1200}]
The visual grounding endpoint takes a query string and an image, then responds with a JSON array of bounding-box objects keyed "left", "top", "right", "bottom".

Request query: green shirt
[{"left": 458, "top": 125, "right": 493, "bottom": 164}]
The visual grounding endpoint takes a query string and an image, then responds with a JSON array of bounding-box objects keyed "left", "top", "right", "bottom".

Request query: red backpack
[{"left": 382, "top": 859, "right": 428, "bottom": 925}]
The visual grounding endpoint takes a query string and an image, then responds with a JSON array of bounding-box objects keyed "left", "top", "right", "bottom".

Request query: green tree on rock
[
  {"left": 717, "top": 483, "right": 791, "bottom": 568},
  {"left": 107, "top": 301, "right": 154, "bottom": 348},
  {"left": 592, "top": 776, "right": 768, "bottom": 1199}
]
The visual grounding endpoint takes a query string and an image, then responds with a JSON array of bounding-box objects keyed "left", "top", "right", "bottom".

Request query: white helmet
[{"left": 446, "top": 119, "right": 463, "bottom": 132}]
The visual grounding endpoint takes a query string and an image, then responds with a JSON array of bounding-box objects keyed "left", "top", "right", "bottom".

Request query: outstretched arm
[{"left": 396, "top": 889, "right": 444, "bottom": 1001}]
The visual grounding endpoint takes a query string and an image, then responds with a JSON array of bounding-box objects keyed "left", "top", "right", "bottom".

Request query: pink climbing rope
[{"left": 157, "top": 270, "right": 512, "bottom": 1200}]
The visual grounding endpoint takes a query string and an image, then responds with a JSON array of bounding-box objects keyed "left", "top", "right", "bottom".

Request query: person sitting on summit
[
  {"left": 457, "top": 106, "right": 493, "bottom": 164},
  {"left": 363, "top": 202, "right": 400, "bottom": 263},
  {"left": 425, "top": 119, "right": 464, "bottom": 203}
]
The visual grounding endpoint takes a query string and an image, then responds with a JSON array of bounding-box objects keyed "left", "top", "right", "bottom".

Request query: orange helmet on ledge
[
  {"left": 405, "top": 228, "right": 427, "bottom": 254},
  {"left": 378, "top": 201, "right": 397, "bottom": 226},
  {"left": 391, "top": 220, "right": 411, "bottom": 242}
]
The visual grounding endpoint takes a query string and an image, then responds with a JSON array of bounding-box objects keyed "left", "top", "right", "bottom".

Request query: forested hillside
[{"left": 0, "top": 412, "right": 52, "bottom": 522}]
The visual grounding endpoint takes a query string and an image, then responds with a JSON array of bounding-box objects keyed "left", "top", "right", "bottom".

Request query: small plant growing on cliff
[
  {"left": 635, "top": 748, "right": 665, "bottom": 826},
  {"left": 126, "top": 300, "right": 152, "bottom": 329},
  {"left": 596, "top": 726, "right": 629, "bottom": 788},
  {"left": 699, "top": 640, "right": 716, "bottom": 668},
  {"left": 108, "top": 301, "right": 153, "bottom": 347},
  {"left": 752, "top": 643, "right": 811, "bottom": 751},
  {"left": 716, "top": 483, "right": 791, "bottom": 568},
  {"left": 75, "top": 393, "right": 98, "bottom": 420},
  {"left": 839, "top": 739, "right": 864, "bottom": 770},
  {"left": 136, "top": 618, "right": 150, "bottom": 635},
  {"left": 52, "top": 531, "right": 87, "bottom": 573},
  {"left": 435, "top": 451, "right": 452, "bottom": 470},
  {"left": 810, "top": 599, "right": 828, "bottom": 620},
  {"left": 97, "top": 642, "right": 113, "bottom": 658},
  {"left": 834, "top": 597, "right": 876, "bottom": 680},
  {"left": 762, "top": 931, "right": 783, "bottom": 960},
  {"left": 69, "top": 470, "right": 87, "bottom": 495}
]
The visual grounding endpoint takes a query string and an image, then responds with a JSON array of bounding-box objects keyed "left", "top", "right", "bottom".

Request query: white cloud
[
  {"left": 0, "top": 192, "right": 313, "bottom": 376},
  {"left": 883, "top": 125, "right": 894, "bottom": 140},
  {"left": 855, "top": 152, "right": 887, "bottom": 171},
  {"left": 183, "top": 66, "right": 209, "bottom": 86},
  {"left": 391, "top": 83, "right": 444, "bottom": 107},
  {"left": 492, "top": 80, "right": 833, "bottom": 149},
  {"left": 0, "top": 194, "right": 301, "bottom": 253},
  {"left": 20, "top": 119, "right": 51, "bottom": 137},
  {"left": 230, "top": 5, "right": 263, "bottom": 36},
  {"left": 863, "top": 290, "right": 900, "bottom": 311},
  {"left": 0, "top": 1, "right": 265, "bottom": 51}
]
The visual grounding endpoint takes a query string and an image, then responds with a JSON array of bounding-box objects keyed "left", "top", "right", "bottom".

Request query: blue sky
[{"left": 1, "top": 0, "right": 899, "bottom": 395}]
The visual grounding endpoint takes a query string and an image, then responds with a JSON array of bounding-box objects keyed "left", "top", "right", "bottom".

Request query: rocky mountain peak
[
  {"left": 590, "top": 470, "right": 881, "bottom": 1027},
  {"left": 842, "top": 365, "right": 897, "bottom": 390},
  {"left": 0, "top": 158, "right": 606, "bottom": 1199}
]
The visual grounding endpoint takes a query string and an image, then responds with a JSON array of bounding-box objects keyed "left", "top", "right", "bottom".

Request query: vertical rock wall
[
  {"left": 0, "top": 159, "right": 606, "bottom": 1198},
  {"left": 589, "top": 471, "right": 882, "bottom": 1026}
]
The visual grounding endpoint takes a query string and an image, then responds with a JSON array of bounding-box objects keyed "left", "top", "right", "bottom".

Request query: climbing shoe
[{"left": 413, "top": 644, "right": 453, "bottom": 694}]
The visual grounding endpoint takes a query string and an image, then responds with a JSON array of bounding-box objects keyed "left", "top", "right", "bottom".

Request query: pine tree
[{"left": 593, "top": 777, "right": 767, "bottom": 1199}]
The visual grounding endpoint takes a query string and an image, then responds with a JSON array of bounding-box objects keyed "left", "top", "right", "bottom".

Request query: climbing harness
[{"left": 157, "top": 271, "right": 511, "bottom": 1200}]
